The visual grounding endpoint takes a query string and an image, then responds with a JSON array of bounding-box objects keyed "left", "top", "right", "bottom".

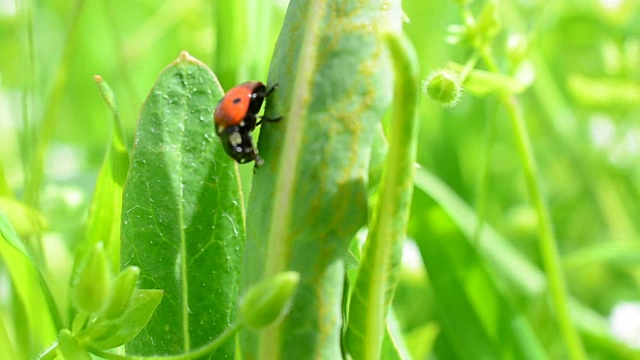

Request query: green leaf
[
  {"left": 0, "top": 197, "right": 46, "bottom": 237},
  {"left": 415, "top": 204, "right": 548, "bottom": 359},
  {"left": 241, "top": 0, "right": 400, "bottom": 358},
  {"left": 0, "top": 211, "right": 61, "bottom": 354},
  {"left": 412, "top": 168, "right": 640, "bottom": 358},
  {"left": 567, "top": 74, "right": 640, "bottom": 108},
  {"left": 413, "top": 168, "right": 545, "bottom": 297},
  {"left": 381, "top": 309, "right": 412, "bottom": 360},
  {"left": 121, "top": 52, "right": 244, "bottom": 358},
  {"left": 0, "top": 161, "right": 12, "bottom": 197},
  {"left": 77, "top": 75, "right": 130, "bottom": 271},
  {"left": 404, "top": 322, "right": 440, "bottom": 359},
  {"left": 81, "top": 289, "right": 163, "bottom": 350},
  {"left": 0, "top": 316, "right": 19, "bottom": 360},
  {"left": 58, "top": 329, "right": 91, "bottom": 360}
]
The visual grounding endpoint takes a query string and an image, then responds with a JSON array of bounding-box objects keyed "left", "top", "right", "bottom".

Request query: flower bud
[
  {"left": 423, "top": 70, "right": 462, "bottom": 107},
  {"left": 507, "top": 33, "right": 529, "bottom": 68},
  {"left": 240, "top": 272, "right": 300, "bottom": 328},
  {"left": 72, "top": 243, "right": 111, "bottom": 314},
  {"left": 102, "top": 266, "right": 140, "bottom": 319}
]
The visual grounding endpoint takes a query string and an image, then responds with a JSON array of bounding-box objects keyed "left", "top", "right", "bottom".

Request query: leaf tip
[{"left": 176, "top": 50, "right": 199, "bottom": 65}]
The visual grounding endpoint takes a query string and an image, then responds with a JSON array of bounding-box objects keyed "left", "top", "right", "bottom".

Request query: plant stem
[
  {"left": 87, "top": 323, "right": 242, "bottom": 360},
  {"left": 36, "top": 342, "right": 58, "bottom": 360},
  {"left": 481, "top": 48, "right": 586, "bottom": 360},
  {"left": 459, "top": 50, "right": 481, "bottom": 83},
  {"left": 472, "top": 104, "right": 497, "bottom": 244},
  {"left": 26, "top": 0, "right": 86, "bottom": 210},
  {"left": 503, "top": 94, "right": 586, "bottom": 360}
]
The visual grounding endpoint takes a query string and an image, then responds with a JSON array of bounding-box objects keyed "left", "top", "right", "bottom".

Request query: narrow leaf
[
  {"left": 121, "top": 52, "right": 244, "bottom": 358},
  {"left": 78, "top": 75, "right": 130, "bottom": 270},
  {"left": 0, "top": 313, "right": 19, "bottom": 360},
  {"left": 345, "top": 31, "right": 420, "bottom": 360},
  {"left": 0, "top": 212, "right": 60, "bottom": 356},
  {"left": 82, "top": 289, "right": 163, "bottom": 350},
  {"left": 58, "top": 329, "right": 91, "bottom": 360},
  {"left": 416, "top": 205, "right": 547, "bottom": 359},
  {"left": 0, "top": 161, "right": 11, "bottom": 197},
  {"left": 0, "top": 197, "right": 46, "bottom": 237},
  {"left": 413, "top": 168, "right": 545, "bottom": 297},
  {"left": 381, "top": 309, "right": 413, "bottom": 360},
  {"left": 413, "top": 168, "right": 640, "bottom": 358}
]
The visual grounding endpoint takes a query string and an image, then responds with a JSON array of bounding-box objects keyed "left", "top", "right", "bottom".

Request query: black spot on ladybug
[{"left": 233, "top": 97, "right": 241, "bottom": 104}]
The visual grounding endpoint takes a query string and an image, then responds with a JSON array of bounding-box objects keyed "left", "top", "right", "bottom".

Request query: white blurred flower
[
  {"left": 402, "top": 239, "right": 424, "bottom": 273},
  {"left": 609, "top": 301, "right": 640, "bottom": 349}
]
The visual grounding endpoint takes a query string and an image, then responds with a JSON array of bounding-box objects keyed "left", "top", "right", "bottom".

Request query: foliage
[{"left": 1, "top": 0, "right": 639, "bottom": 359}]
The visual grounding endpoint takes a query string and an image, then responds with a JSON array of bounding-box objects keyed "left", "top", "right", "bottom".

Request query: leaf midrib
[
  {"left": 259, "top": 0, "right": 328, "bottom": 357},
  {"left": 177, "top": 62, "right": 190, "bottom": 353}
]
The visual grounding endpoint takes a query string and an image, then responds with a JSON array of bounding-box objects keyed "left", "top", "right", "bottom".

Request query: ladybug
[{"left": 213, "top": 81, "right": 280, "bottom": 167}]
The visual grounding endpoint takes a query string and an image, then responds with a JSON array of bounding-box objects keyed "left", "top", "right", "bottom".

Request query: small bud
[
  {"left": 102, "top": 266, "right": 140, "bottom": 319},
  {"left": 507, "top": 33, "right": 529, "bottom": 68},
  {"left": 72, "top": 243, "right": 111, "bottom": 314},
  {"left": 240, "top": 272, "right": 300, "bottom": 328},
  {"left": 423, "top": 70, "right": 462, "bottom": 107},
  {"left": 477, "top": 0, "right": 501, "bottom": 41},
  {"left": 94, "top": 75, "right": 117, "bottom": 114},
  {"left": 58, "top": 329, "right": 91, "bottom": 360}
]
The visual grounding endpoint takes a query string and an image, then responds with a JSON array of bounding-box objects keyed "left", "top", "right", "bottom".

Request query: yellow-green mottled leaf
[{"left": 241, "top": 0, "right": 401, "bottom": 358}]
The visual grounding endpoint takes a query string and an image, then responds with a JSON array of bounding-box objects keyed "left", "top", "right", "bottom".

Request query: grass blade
[
  {"left": 345, "top": 31, "right": 420, "bottom": 360},
  {"left": 0, "top": 212, "right": 60, "bottom": 357}
]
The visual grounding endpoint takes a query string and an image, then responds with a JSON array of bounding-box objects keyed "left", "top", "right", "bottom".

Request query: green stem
[
  {"left": 504, "top": 95, "right": 586, "bottom": 360},
  {"left": 17, "top": 0, "right": 36, "bottom": 199},
  {"left": 36, "top": 342, "right": 58, "bottom": 360},
  {"left": 71, "top": 311, "right": 89, "bottom": 334},
  {"left": 212, "top": 0, "right": 246, "bottom": 86},
  {"left": 26, "top": 0, "right": 87, "bottom": 210},
  {"left": 472, "top": 104, "right": 497, "bottom": 244},
  {"left": 87, "top": 323, "right": 242, "bottom": 360},
  {"left": 480, "top": 48, "right": 587, "bottom": 360},
  {"left": 458, "top": 50, "right": 481, "bottom": 83},
  {"left": 99, "top": 0, "right": 142, "bottom": 117}
]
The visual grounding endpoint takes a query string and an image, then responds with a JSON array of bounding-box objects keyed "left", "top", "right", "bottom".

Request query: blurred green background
[{"left": 1, "top": 0, "right": 639, "bottom": 358}]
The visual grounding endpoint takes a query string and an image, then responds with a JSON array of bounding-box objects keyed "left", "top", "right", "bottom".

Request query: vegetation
[{"left": 1, "top": 0, "right": 639, "bottom": 359}]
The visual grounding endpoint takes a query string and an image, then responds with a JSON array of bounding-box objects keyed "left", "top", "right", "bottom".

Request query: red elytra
[
  {"left": 212, "top": 81, "right": 280, "bottom": 166},
  {"left": 214, "top": 81, "right": 264, "bottom": 128}
]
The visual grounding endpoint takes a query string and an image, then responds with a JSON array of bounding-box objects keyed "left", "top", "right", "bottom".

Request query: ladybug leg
[
  {"left": 256, "top": 83, "right": 282, "bottom": 127},
  {"left": 265, "top": 83, "right": 279, "bottom": 97},
  {"left": 253, "top": 155, "right": 265, "bottom": 171},
  {"left": 256, "top": 115, "right": 283, "bottom": 126},
  {"left": 244, "top": 132, "right": 264, "bottom": 168},
  {"left": 252, "top": 144, "right": 265, "bottom": 169}
]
